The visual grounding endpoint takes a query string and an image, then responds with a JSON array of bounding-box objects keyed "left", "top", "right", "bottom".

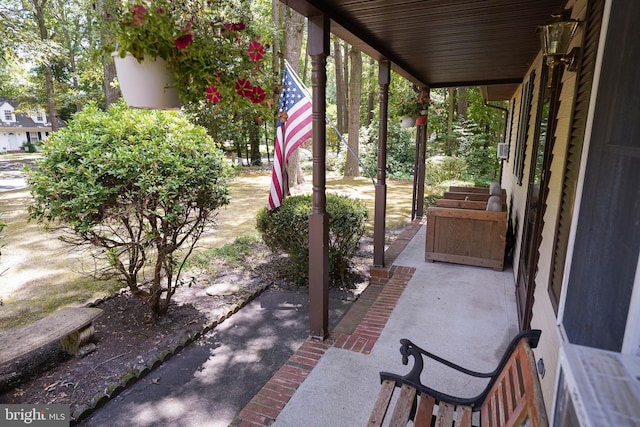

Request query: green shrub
[
  {"left": 256, "top": 194, "right": 368, "bottom": 287},
  {"left": 360, "top": 120, "right": 417, "bottom": 180},
  {"left": 27, "top": 102, "right": 231, "bottom": 317},
  {"left": 424, "top": 155, "right": 467, "bottom": 184}
]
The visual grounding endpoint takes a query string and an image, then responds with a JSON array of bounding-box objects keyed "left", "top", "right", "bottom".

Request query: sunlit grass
[{"left": 188, "top": 234, "right": 261, "bottom": 270}]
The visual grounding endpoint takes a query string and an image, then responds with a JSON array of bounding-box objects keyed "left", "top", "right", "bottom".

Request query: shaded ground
[{"left": 0, "top": 237, "right": 373, "bottom": 423}]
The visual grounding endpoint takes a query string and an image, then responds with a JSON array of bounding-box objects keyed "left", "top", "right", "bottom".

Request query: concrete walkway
[
  {"left": 231, "top": 220, "right": 518, "bottom": 426},
  {"left": 78, "top": 290, "right": 352, "bottom": 427}
]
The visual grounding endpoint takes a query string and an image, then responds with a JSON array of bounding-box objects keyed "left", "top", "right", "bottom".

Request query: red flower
[
  {"left": 174, "top": 30, "right": 194, "bottom": 50},
  {"left": 250, "top": 85, "right": 266, "bottom": 104},
  {"left": 223, "top": 22, "right": 246, "bottom": 32},
  {"left": 247, "top": 37, "right": 264, "bottom": 62},
  {"left": 131, "top": 5, "right": 146, "bottom": 26},
  {"left": 206, "top": 86, "right": 221, "bottom": 103},
  {"left": 235, "top": 78, "right": 253, "bottom": 98}
]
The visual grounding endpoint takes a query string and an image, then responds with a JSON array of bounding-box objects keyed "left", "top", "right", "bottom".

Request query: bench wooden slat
[
  {"left": 435, "top": 402, "right": 455, "bottom": 426},
  {"left": 389, "top": 383, "right": 417, "bottom": 425},
  {"left": 414, "top": 394, "right": 436, "bottom": 427},
  {"left": 0, "top": 307, "right": 103, "bottom": 365},
  {"left": 367, "top": 379, "right": 396, "bottom": 427},
  {"left": 436, "top": 199, "right": 488, "bottom": 210},
  {"left": 457, "top": 405, "right": 472, "bottom": 427},
  {"left": 448, "top": 186, "right": 490, "bottom": 194},
  {"left": 443, "top": 191, "right": 507, "bottom": 202}
]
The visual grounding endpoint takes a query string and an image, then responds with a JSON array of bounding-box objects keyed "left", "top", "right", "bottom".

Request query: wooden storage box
[{"left": 425, "top": 206, "right": 507, "bottom": 271}]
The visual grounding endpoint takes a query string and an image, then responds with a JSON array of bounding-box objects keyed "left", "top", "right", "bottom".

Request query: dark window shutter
[
  {"left": 547, "top": 0, "right": 605, "bottom": 313},
  {"left": 563, "top": 0, "right": 640, "bottom": 351},
  {"left": 513, "top": 72, "right": 535, "bottom": 185}
]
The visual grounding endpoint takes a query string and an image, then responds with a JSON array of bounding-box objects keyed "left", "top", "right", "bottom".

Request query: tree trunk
[
  {"left": 342, "top": 42, "right": 349, "bottom": 134},
  {"left": 249, "top": 119, "right": 261, "bottom": 165},
  {"left": 32, "top": 0, "right": 59, "bottom": 130},
  {"left": 366, "top": 57, "right": 375, "bottom": 128},
  {"left": 281, "top": 5, "right": 306, "bottom": 186},
  {"left": 333, "top": 37, "right": 345, "bottom": 139},
  {"left": 344, "top": 47, "right": 362, "bottom": 177},
  {"left": 97, "top": 0, "right": 120, "bottom": 108},
  {"left": 446, "top": 87, "right": 455, "bottom": 155},
  {"left": 457, "top": 86, "right": 468, "bottom": 122}
]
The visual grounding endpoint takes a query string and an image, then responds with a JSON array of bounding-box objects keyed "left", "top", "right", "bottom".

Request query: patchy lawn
[{"left": 0, "top": 153, "right": 415, "bottom": 331}]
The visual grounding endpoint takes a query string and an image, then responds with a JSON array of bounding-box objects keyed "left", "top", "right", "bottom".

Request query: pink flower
[
  {"left": 247, "top": 37, "right": 264, "bottom": 62},
  {"left": 206, "top": 86, "right": 221, "bottom": 103},
  {"left": 223, "top": 22, "right": 246, "bottom": 32},
  {"left": 132, "top": 5, "right": 146, "bottom": 26},
  {"left": 250, "top": 85, "right": 266, "bottom": 104},
  {"left": 235, "top": 79, "right": 253, "bottom": 98},
  {"left": 174, "top": 30, "right": 194, "bottom": 50}
]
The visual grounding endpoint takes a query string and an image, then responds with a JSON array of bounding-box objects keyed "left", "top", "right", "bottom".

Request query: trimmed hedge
[{"left": 256, "top": 194, "right": 368, "bottom": 287}]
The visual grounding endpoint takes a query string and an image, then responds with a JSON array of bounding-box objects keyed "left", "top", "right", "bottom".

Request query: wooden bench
[
  {"left": 443, "top": 191, "right": 507, "bottom": 203},
  {"left": 425, "top": 206, "right": 507, "bottom": 271},
  {"left": 367, "top": 330, "right": 548, "bottom": 427},
  {"left": 436, "top": 198, "right": 489, "bottom": 210},
  {"left": 0, "top": 307, "right": 103, "bottom": 366},
  {"left": 448, "top": 186, "right": 506, "bottom": 196}
]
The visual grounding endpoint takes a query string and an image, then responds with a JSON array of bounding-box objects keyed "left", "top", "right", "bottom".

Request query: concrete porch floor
[{"left": 231, "top": 219, "right": 519, "bottom": 426}]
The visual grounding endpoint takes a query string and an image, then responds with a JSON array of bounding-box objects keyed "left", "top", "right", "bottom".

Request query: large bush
[
  {"left": 256, "top": 194, "right": 368, "bottom": 286},
  {"left": 27, "top": 102, "right": 232, "bottom": 317}
]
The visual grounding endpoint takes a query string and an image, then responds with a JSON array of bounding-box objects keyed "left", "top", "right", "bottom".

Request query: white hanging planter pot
[
  {"left": 400, "top": 115, "right": 416, "bottom": 128},
  {"left": 112, "top": 52, "right": 181, "bottom": 110}
]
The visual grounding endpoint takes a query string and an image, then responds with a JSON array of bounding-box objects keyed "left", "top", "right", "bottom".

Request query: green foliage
[
  {"left": 26, "top": 102, "right": 232, "bottom": 317},
  {"left": 398, "top": 89, "right": 431, "bottom": 117},
  {"left": 361, "top": 120, "right": 417, "bottom": 180},
  {"left": 424, "top": 156, "right": 468, "bottom": 184},
  {"left": 20, "top": 141, "right": 37, "bottom": 153},
  {"left": 455, "top": 121, "right": 500, "bottom": 184},
  {"left": 256, "top": 194, "right": 368, "bottom": 287}
]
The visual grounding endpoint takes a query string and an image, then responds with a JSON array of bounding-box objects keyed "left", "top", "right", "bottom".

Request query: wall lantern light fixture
[{"left": 538, "top": 10, "right": 581, "bottom": 71}]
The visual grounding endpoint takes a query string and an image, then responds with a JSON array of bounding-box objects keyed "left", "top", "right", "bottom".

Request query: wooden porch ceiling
[{"left": 282, "top": 0, "right": 567, "bottom": 100}]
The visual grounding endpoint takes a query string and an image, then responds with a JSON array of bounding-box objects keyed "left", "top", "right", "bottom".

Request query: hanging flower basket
[
  {"left": 112, "top": 52, "right": 181, "bottom": 110},
  {"left": 110, "top": 1, "right": 274, "bottom": 116},
  {"left": 400, "top": 115, "right": 416, "bottom": 128}
]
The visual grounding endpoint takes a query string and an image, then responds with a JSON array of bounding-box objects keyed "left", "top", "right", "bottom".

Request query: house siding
[
  {"left": 0, "top": 98, "right": 52, "bottom": 151},
  {"left": 502, "top": 0, "right": 592, "bottom": 416}
]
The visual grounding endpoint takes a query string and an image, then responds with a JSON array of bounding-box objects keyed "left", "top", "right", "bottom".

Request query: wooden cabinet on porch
[{"left": 425, "top": 206, "right": 507, "bottom": 271}]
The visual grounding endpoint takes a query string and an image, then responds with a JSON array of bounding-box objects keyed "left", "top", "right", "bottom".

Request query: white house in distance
[{"left": 0, "top": 97, "right": 52, "bottom": 152}]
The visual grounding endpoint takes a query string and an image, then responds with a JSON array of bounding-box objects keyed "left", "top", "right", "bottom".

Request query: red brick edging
[{"left": 230, "top": 219, "right": 424, "bottom": 426}]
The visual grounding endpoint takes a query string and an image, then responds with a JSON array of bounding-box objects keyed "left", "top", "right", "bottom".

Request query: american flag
[{"left": 267, "top": 61, "right": 313, "bottom": 210}]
